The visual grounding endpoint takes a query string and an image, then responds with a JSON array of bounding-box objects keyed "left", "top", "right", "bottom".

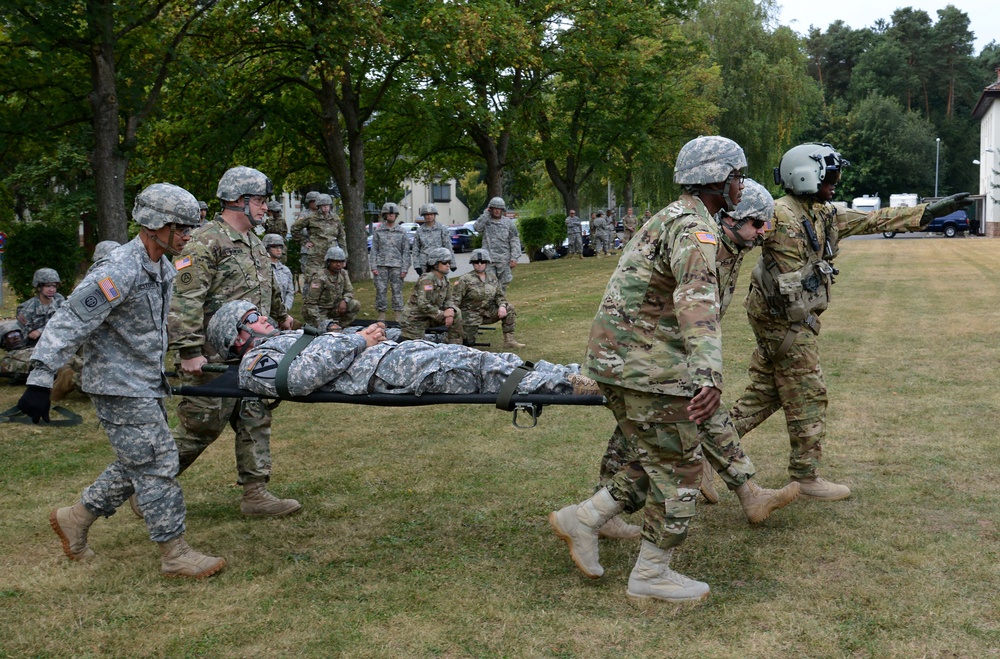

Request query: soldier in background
[
  {"left": 400, "top": 247, "right": 462, "bottom": 342},
  {"left": 564, "top": 210, "right": 583, "bottom": 258},
  {"left": 264, "top": 234, "right": 295, "bottom": 312},
  {"left": 473, "top": 197, "right": 521, "bottom": 291},
  {"left": 621, "top": 207, "right": 638, "bottom": 245},
  {"left": 591, "top": 211, "right": 609, "bottom": 257},
  {"left": 293, "top": 191, "right": 320, "bottom": 278},
  {"left": 16, "top": 183, "right": 224, "bottom": 578},
  {"left": 293, "top": 192, "right": 346, "bottom": 285},
  {"left": 411, "top": 203, "right": 454, "bottom": 276},
  {"left": 197, "top": 201, "right": 208, "bottom": 225},
  {"left": 17, "top": 268, "right": 65, "bottom": 347},
  {"left": 303, "top": 246, "right": 360, "bottom": 329},
  {"left": 451, "top": 248, "right": 524, "bottom": 349},
  {"left": 168, "top": 166, "right": 299, "bottom": 518},
  {"left": 640, "top": 209, "right": 652, "bottom": 228},
  {"left": 0, "top": 321, "right": 32, "bottom": 383},
  {"left": 264, "top": 201, "right": 287, "bottom": 242},
  {"left": 730, "top": 142, "right": 971, "bottom": 501},
  {"left": 370, "top": 202, "right": 410, "bottom": 322}
]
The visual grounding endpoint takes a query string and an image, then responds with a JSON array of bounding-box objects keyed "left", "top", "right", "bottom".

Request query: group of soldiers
[{"left": 564, "top": 207, "right": 652, "bottom": 258}]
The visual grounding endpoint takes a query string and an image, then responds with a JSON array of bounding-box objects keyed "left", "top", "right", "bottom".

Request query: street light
[{"left": 934, "top": 137, "right": 941, "bottom": 197}]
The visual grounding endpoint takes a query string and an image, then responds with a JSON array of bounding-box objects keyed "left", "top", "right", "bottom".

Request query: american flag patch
[
  {"left": 175, "top": 256, "right": 192, "bottom": 270},
  {"left": 423, "top": 284, "right": 434, "bottom": 291},
  {"left": 694, "top": 232, "right": 717, "bottom": 245},
  {"left": 97, "top": 277, "right": 120, "bottom": 302}
]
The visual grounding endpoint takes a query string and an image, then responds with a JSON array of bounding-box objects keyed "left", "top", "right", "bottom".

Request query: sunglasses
[
  {"left": 241, "top": 311, "right": 262, "bottom": 325},
  {"left": 750, "top": 219, "right": 767, "bottom": 229}
]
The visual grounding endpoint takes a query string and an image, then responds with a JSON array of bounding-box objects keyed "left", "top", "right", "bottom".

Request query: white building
[
  {"left": 398, "top": 177, "right": 469, "bottom": 226},
  {"left": 972, "top": 68, "right": 1000, "bottom": 236}
]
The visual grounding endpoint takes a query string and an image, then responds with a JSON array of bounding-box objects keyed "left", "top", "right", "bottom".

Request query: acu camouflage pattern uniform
[
  {"left": 399, "top": 271, "right": 463, "bottom": 342},
  {"left": 272, "top": 259, "right": 295, "bottom": 312},
  {"left": 370, "top": 222, "right": 411, "bottom": 313},
  {"left": 591, "top": 213, "right": 610, "bottom": 255},
  {"left": 451, "top": 268, "right": 516, "bottom": 345},
  {"left": 17, "top": 294, "right": 65, "bottom": 346},
  {"left": 585, "top": 193, "right": 723, "bottom": 550},
  {"left": 730, "top": 196, "right": 927, "bottom": 479},
  {"left": 411, "top": 222, "right": 455, "bottom": 273},
  {"left": 565, "top": 214, "right": 583, "bottom": 256},
  {"left": 473, "top": 210, "right": 522, "bottom": 289},
  {"left": 27, "top": 237, "right": 187, "bottom": 543},
  {"left": 169, "top": 215, "right": 288, "bottom": 486},
  {"left": 239, "top": 333, "right": 581, "bottom": 398},
  {"left": 291, "top": 208, "right": 346, "bottom": 282},
  {"left": 0, "top": 347, "right": 33, "bottom": 382},
  {"left": 302, "top": 266, "right": 361, "bottom": 328}
]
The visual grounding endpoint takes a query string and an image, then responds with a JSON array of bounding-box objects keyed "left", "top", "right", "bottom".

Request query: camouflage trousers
[
  {"left": 593, "top": 233, "right": 610, "bottom": 254},
  {"left": 373, "top": 267, "right": 405, "bottom": 312},
  {"left": 622, "top": 229, "right": 635, "bottom": 245},
  {"left": 729, "top": 313, "right": 828, "bottom": 479},
  {"left": 460, "top": 303, "right": 515, "bottom": 344},
  {"left": 485, "top": 262, "right": 513, "bottom": 291},
  {"left": 600, "top": 384, "right": 704, "bottom": 551},
  {"left": 173, "top": 371, "right": 273, "bottom": 485},
  {"left": 83, "top": 395, "right": 186, "bottom": 543},
  {"left": 566, "top": 233, "right": 583, "bottom": 255},
  {"left": 324, "top": 299, "right": 362, "bottom": 328},
  {"left": 399, "top": 308, "right": 464, "bottom": 342},
  {"left": 598, "top": 403, "right": 756, "bottom": 494}
]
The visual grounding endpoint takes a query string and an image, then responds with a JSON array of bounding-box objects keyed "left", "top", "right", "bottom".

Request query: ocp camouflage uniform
[
  {"left": 565, "top": 215, "right": 583, "bottom": 256},
  {"left": 451, "top": 270, "right": 515, "bottom": 345},
  {"left": 0, "top": 347, "right": 33, "bottom": 383},
  {"left": 168, "top": 215, "right": 288, "bottom": 486},
  {"left": 16, "top": 294, "right": 66, "bottom": 346},
  {"left": 272, "top": 260, "right": 295, "bottom": 312},
  {"left": 585, "top": 193, "right": 722, "bottom": 550},
  {"left": 399, "top": 271, "right": 463, "bottom": 342},
  {"left": 27, "top": 237, "right": 186, "bottom": 543},
  {"left": 264, "top": 214, "right": 287, "bottom": 238},
  {"left": 302, "top": 267, "right": 361, "bottom": 328},
  {"left": 622, "top": 212, "right": 638, "bottom": 244},
  {"left": 239, "top": 334, "right": 580, "bottom": 398},
  {"left": 729, "top": 196, "right": 927, "bottom": 479},
  {"left": 370, "top": 223, "right": 411, "bottom": 313},
  {"left": 591, "top": 214, "right": 609, "bottom": 255},
  {"left": 291, "top": 209, "right": 346, "bottom": 282},
  {"left": 473, "top": 212, "right": 521, "bottom": 289},
  {"left": 411, "top": 223, "right": 455, "bottom": 273}
]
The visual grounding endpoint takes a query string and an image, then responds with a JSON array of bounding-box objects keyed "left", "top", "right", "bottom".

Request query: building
[
  {"left": 398, "top": 177, "right": 469, "bottom": 226},
  {"left": 972, "top": 68, "right": 1000, "bottom": 236}
]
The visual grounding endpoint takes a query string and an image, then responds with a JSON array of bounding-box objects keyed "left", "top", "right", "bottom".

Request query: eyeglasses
[
  {"left": 247, "top": 195, "right": 268, "bottom": 207},
  {"left": 169, "top": 224, "right": 193, "bottom": 237},
  {"left": 734, "top": 170, "right": 747, "bottom": 183}
]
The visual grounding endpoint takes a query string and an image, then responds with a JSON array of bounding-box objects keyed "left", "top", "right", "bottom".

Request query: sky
[{"left": 776, "top": 0, "right": 999, "bottom": 53}]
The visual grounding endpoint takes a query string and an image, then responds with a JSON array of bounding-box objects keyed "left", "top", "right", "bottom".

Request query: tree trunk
[{"left": 470, "top": 127, "right": 508, "bottom": 201}]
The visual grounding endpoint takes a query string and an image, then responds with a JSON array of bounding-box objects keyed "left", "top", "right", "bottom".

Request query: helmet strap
[{"left": 141, "top": 226, "right": 184, "bottom": 257}]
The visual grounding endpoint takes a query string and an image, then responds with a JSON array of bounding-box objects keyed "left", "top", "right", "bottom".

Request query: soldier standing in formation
[
  {"left": 293, "top": 191, "right": 320, "bottom": 280},
  {"left": 303, "top": 246, "right": 361, "bottom": 329},
  {"left": 370, "top": 202, "right": 410, "bottom": 322},
  {"left": 564, "top": 210, "right": 583, "bottom": 258},
  {"left": 17, "top": 268, "right": 65, "bottom": 347},
  {"left": 168, "top": 166, "right": 300, "bottom": 518},
  {"left": 473, "top": 197, "right": 521, "bottom": 291},
  {"left": 549, "top": 136, "right": 754, "bottom": 604},
  {"left": 621, "top": 207, "right": 638, "bottom": 245},
  {"left": 411, "top": 203, "right": 455, "bottom": 275},
  {"left": 400, "top": 247, "right": 463, "bottom": 342},
  {"left": 197, "top": 201, "right": 208, "bottom": 225},
  {"left": 590, "top": 211, "right": 609, "bottom": 257},
  {"left": 451, "top": 248, "right": 525, "bottom": 349},
  {"left": 264, "top": 201, "right": 287, "bottom": 241},
  {"left": 293, "top": 192, "right": 346, "bottom": 285},
  {"left": 729, "top": 142, "right": 970, "bottom": 501},
  {"left": 264, "top": 233, "right": 296, "bottom": 312},
  {"left": 17, "top": 183, "right": 224, "bottom": 578}
]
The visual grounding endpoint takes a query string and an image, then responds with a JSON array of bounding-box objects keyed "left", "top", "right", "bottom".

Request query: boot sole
[
  {"left": 798, "top": 490, "right": 851, "bottom": 502},
  {"left": 548, "top": 511, "right": 603, "bottom": 579},
  {"left": 240, "top": 502, "right": 303, "bottom": 517},
  {"left": 49, "top": 509, "right": 93, "bottom": 561},
  {"left": 746, "top": 484, "right": 802, "bottom": 524},
  {"left": 626, "top": 589, "right": 709, "bottom": 604},
  {"left": 162, "top": 558, "right": 227, "bottom": 579}
]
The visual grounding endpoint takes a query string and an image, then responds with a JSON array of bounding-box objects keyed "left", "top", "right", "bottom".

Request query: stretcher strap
[
  {"left": 275, "top": 325, "right": 322, "bottom": 399},
  {"left": 496, "top": 361, "right": 534, "bottom": 411}
]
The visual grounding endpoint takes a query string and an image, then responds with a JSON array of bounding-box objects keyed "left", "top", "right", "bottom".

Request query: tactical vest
[{"left": 752, "top": 216, "right": 837, "bottom": 324}]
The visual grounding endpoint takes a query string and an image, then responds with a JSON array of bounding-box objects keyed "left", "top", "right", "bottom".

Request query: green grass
[{"left": 2, "top": 239, "right": 1000, "bottom": 657}]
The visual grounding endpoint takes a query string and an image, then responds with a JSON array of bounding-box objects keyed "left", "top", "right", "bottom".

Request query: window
[{"left": 431, "top": 182, "right": 451, "bottom": 203}]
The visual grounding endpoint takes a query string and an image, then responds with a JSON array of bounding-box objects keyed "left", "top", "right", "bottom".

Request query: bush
[
  {"left": 4, "top": 223, "right": 83, "bottom": 301},
  {"left": 517, "top": 214, "right": 566, "bottom": 261}
]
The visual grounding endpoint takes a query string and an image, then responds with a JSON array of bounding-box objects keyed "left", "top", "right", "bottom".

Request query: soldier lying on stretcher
[{"left": 206, "top": 299, "right": 598, "bottom": 399}]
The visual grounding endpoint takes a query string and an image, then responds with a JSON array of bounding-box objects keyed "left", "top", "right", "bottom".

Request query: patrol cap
[
  {"left": 32, "top": 267, "right": 61, "bottom": 287},
  {"left": 92, "top": 240, "right": 121, "bottom": 262},
  {"left": 206, "top": 299, "right": 257, "bottom": 358},
  {"left": 263, "top": 233, "right": 286, "bottom": 248},
  {"left": 673, "top": 136, "right": 747, "bottom": 186},
  {"left": 426, "top": 246, "right": 452, "bottom": 266},
  {"left": 469, "top": 248, "right": 491, "bottom": 263},
  {"left": 325, "top": 246, "right": 346, "bottom": 261},
  {"left": 133, "top": 182, "right": 201, "bottom": 230},
  {"left": 216, "top": 166, "right": 273, "bottom": 202}
]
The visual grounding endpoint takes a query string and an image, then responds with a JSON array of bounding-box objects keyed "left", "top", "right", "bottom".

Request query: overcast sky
[{"left": 776, "top": 1, "right": 999, "bottom": 53}]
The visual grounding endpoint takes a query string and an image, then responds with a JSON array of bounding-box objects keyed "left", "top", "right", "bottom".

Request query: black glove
[
  {"left": 18, "top": 385, "right": 51, "bottom": 424},
  {"left": 414, "top": 267, "right": 422, "bottom": 275},
  {"left": 925, "top": 192, "right": 971, "bottom": 219},
  {"left": 450, "top": 266, "right": 457, "bottom": 272}
]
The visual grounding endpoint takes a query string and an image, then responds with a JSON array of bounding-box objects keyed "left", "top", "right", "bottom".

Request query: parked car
[
  {"left": 449, "top": 226, "right": 475, "bottom": 253},
  {"left": 882, "top": 209, "right": 969, "bottom": 239},
  {"left": 399, "top": 222, "right": 420, "bottom": 242}
]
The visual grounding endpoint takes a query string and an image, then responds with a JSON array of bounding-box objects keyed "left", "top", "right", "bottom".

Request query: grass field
[{"left": 2, "top": 236, "right": 999, "bottom": 657}]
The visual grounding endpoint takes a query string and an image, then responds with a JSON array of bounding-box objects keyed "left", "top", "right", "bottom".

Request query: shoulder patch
[
  {"left": 694, "top": 232, "right": 717, "bottom": 245},
  {"left": 246, "top": 353, "right": 278, "bottom": 380},
  {"left": 311, "top": 281, "right": 321, "bottom": 289},
  {"left": 69, "top": 283, "right": 114, "bottom": 321},
  {"left": 175, "top": 256, "right": 192, "bottom": 270},
  {"left": 97, "top": 277, "right": 121, "bottom": 302},
  {"left": 423, "top": 284, "right": 434, "bottom": 291}
]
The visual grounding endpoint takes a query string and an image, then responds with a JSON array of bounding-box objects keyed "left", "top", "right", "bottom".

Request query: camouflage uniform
[
  {"left": 451, "top": 270, "right": 515, "bottom": 345},
  {"left": 292, "top": 210, "right": 346, "bottom": 282},
  {"left": 591, "top": 214, "right": 609, "bottom": 255},
  {"left": 473, "top": 212, "right": 521, "bottom": 289},
  {"left": 238, "top": 334, "right": 581, "bottom": 398},
  {"left": 622, "top": 212, "right": 638, "bottom": 244},
  {"left": 0, "top": 347, "right": 33, "bottom": 383},
  {"left": 302, "top": 267, "right": 361, "bottom": 328},
  {"left": 565, "top": 214, "right": 583, "bottom": 256},
  {"left": 27, "top": 236, "right": 187, "bottom": 542},
  {"left": 730, "top": 196, "right": 927, "bottom": 479},
  {"left": 370, "top": 223, "right": 410, "bottom": 313},
  {"left": 399, "top": 271, "right": 463, "bottom": 341},
  {"left": 168, "top": 215, "right": 288, "bottom": 486},
  {"left": 411, "top": 223, "right": 455, "bottom": 273},
  {"left": 272, "top": 260, "right": 295, "bottom": 312},
  {"left": 264, "top": 205, "right": 287, "bottom": 238},
  {"left": 585, "top": 193, "right": 722, "bottom": 550},
  {"left": 16, "top": 294, "right": 65, "bottom": 346}
]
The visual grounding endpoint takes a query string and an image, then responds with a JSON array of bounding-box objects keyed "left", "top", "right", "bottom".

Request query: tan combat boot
[
  {"left": 597, "top": 515, "right": 641, "bottom": 540},
  {"left": 735, "top": 480, "right": 801, "bottom": 524},
  {"left": 50, "top": 366, "right": 76, "bottom": 402},
  {"left": 626, "top": 540, "right": 710, "bottom": 603},
  {"left": 240, "top": 481, "right": 302, "bottom": 516},
  {"left": 700, "top": 459, "right": 720, "bottom": 504},
  {"left": 49, "top": 503, "right": 98, "bottom": 561},
  {"left": 548, "top": 488, "right": 623, "bottom": 578},
  {"left": 158, "top": 536, "right": 226, "bottom": 578},
  {"left": 502, "top": 332, "right": 525, "bottom": 349},
  {"left": 793, "top": 476, "right": 851, "bottom": 501}
]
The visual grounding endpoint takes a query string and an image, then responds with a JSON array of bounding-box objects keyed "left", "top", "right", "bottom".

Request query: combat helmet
[
  {"left": 381, "top": 202, "right": 401, "bottom": 218},
  {"left": 263, "top": 233, "right": 285, "bottom": 249},
  {"left": 304, "top": 191, "right": 321, "bottom": 205},
  {"left": 198, "top": 201, "right": 208, "bottom": 211},
  {"left": 488, "top": 197, "right": 506, "bottom": 210},
  {"left": 216, "top": 166, "right": 273, "bottom": 226},
  {"left": 206, "top": 299, "right": 259, "bottom": 359},
  {"left": 325, "top": 246, "right": 346, "bottom": 262},
  {"left": 419, "top": 203, "right": 438, "bottom": 216},
  {"left": 0, "top": 320, "right": 24, "bottom": 351},
  {"left": 133, "top": 183, "right": 201, "bottom": 230},
  {"left": 729, "top": 179, "right": 774, "bottom": 224},
  {"left": 32, "top": 267, "right": 61, "bottom": 288},
  {"left": 92, "top": 240, "right": 121, "bottom": 262},
  {"left": 774, "top": 142, "right": 849, "bottom": 195},
  {"left": 267, "top": 201, "right": 283, "bottom": 214},
  {"left": 673, "top": 136, "right": 747, "bottom": 212},
  {"left": 425, "top": 246, "right": 452, "bottom": 266},
  {"left": 469, "top": 248, "right": 491, "bottom": 263}
]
